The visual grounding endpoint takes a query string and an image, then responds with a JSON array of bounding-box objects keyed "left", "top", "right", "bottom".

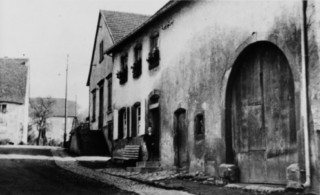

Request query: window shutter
[
  {"left": 139, "top": 99, "right": 147, "bottom": 136},
  {"left": 113, "top": 109, "right": 118, "bottom": 140},
  {"left": 131, "top": 105, "right": 136, "bottom": 137},
  {"left": 127, "top": 107, "right": 131, "bottom": 137}
]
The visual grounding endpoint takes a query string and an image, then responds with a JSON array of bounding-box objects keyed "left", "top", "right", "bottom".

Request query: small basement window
[
  {"left": 194, "top": 113, "right": 204, "bottom": 140},
  {"left": 1, "top": 104, "right": 7, "bottom": 114}
]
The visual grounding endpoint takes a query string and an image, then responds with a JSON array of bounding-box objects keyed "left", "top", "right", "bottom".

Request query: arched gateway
[{"left": 225, "top": 42, "right": 297, "bottom": 184}]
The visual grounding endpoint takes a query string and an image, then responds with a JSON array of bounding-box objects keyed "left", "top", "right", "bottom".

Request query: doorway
[
  {"left": 149, "top": 94, "right": 160, "bottom": 161},
  {"left": 174, "top": 108, "right": 189, "bottom": 168},
  {"left": 226, "top": 42, "right": 296, "bottom": 184}
]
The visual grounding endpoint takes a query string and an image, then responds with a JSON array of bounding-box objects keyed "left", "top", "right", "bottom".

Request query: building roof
[
  {"left": 86, "top": 10, "right": 150, "bottom": 86},
  {"left": 0, "top": 58, "right": 29, "bottom": 104},
  {"left": 101, "top": 10, "right": 150, "bottom": 44},
  {"left": 30, "top": 98, "right": 77, "bottom": 118},
  {"left": 106, "top": 0, "right": 184, "bottom": 54}
]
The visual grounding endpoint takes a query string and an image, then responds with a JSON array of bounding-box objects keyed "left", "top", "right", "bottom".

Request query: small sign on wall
[{"left": 161, "top": 20, "right": 174, "bottom": 30}]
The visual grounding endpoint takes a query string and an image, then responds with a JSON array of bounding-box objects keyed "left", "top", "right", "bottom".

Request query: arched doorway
[
  {"left": 174, "top": 108, "right": 189, "bottom": 168},
  {"left": 225, "top": 42, "right": 297, "bottom": 184}
]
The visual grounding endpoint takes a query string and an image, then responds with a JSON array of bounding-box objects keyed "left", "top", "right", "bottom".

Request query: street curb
[{"left": 100, "top": 170, "right": 185, "bottom": 191}]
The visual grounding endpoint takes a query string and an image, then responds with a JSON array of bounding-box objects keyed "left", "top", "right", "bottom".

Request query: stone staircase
[{"left": 126, "top": 161, "right": 161, "bottom": 173}]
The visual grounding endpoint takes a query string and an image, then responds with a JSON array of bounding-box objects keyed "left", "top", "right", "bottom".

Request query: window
[
  {"left": 91, "top": 89, "right": 96, "bottom": 122},
  {"left": 194, "top": 113, "right": 205, "bottom": 140},
  {"left": 132, "top": 44, "right": 142, "bottom": 78},
  {"left": 117, "top": 54, "right": 128, "bottom": 84},
  {"left": 147, "top": 32, "right": 160, "bottom": 69},
  {"left": 107, "top": 75, "right": 112, "bottom": 113},
  {"left": 99, "top": 40, "right": 104, "bottom": 62},
  {"left": 131, "top": 102, "right": 141, "bottom": 137},
  {"left": 0, "top": 104, "right": 7, "bottom": 114},
  {"left": 98, "top": 81, "right": 104, "bottom": 129}
]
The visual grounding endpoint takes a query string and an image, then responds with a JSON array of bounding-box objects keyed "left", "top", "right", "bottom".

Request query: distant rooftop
[{"left": 0, "top": 58, "right": 29, "bottom": 104}]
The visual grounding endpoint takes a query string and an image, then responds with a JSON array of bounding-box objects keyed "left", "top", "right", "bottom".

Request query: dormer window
[
  {"left": 117, "top": 53, "right": 128, "bottom": 85},
  {"left": 131, "top": 44, "right": 142, "bottom": 78},
  {"left": 99, "top": 40, "right": 104, "bottom": 63},
  {"left": 147, "top": 32, "right": 160, "bottom": 70}
]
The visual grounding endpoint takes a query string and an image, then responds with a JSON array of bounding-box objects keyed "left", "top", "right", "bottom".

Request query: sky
[{"left": 0, "top": 0, "right": 168, "bottom": 115}]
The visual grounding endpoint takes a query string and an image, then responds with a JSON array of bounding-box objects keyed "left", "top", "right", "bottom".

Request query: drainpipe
[{"left": 301, "top": 0, "right": 311, "bottom": 188}]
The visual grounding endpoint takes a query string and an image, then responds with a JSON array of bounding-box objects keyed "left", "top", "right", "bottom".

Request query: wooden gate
[{"left": 229, "top": 43, "right": 296, "bottom": 184}]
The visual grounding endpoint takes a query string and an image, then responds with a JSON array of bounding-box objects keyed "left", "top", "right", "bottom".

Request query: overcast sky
[{"left": 0, "top": 0, "right": 168, "bottom": 114}]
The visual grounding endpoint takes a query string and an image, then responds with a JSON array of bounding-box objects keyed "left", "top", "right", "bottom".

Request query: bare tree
[{"left": 30, "top": 97, "right": 54, "bottom": 145}]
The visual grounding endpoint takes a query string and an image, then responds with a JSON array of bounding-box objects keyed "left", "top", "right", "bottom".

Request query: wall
[
  {"left": 88, "top": 12, "right": 114, "bottom": 153},
  {"left": 110, "top": 0, "right": 320, "bottom": 192},
  {"left": 46, "top": 117, "right": 74, "bottom": 144},
  {"left": 89, "top": 13, "right": 114, "bottom": 130},
  {"left": 0, "top": 103, "right": 26, "bottom": 144},
  {"left": 306, "top": 0, "right": 320, "bottom": 192}
]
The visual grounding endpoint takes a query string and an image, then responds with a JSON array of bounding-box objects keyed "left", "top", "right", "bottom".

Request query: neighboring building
[
  {"left": 0, "top": 58, "right": 30, "bottom": 144},
  {"left": 86, "top": 10, "right": 149, "bottom": 154},
  {"left": 103, "top": 0, "right": 320, "bottom": 193},
  {"left": 29, "top": 98, "right": 77, "bottom": 145}
]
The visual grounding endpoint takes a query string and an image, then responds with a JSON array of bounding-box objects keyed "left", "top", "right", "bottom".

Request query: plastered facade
[
  {"left": 108, "top": 0, "right": 320, "bottom": 192},
  {"left": 88, "top": 12, "right": 114, "bottom": 152}
]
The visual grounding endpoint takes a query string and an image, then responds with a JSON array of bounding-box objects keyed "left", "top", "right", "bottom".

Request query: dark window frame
[
  {"left": 132, "top": 44, "right": 142, "bottom": 78},
  {"left": 147, "top": 32, "right": 160, "bottom": 70},
  {"left": 0, "top": 104, "right": 7, "bottom": 114},
  {"left": 194, "top": 112, "right": 205, "bottom": 140},
  {"left": 98, "top": 80, "right": 104, "bottom": 129},
  {"left": 99, "top": 40, "right": 104, "bottom": 63},
  {"left": 118, "top": 107, "right": 126, "bottom": 139},
  {"left": 131, "top": 102, "right": 141, "bottom": 137},
  {"left": 117, "top": 53, "right": 128, "bottom": 85},
  {"left": 107, "top": 74, "right": 112, "bottom": 113},
  {"left": 91, "top": 89, "right": 97, "bottom": 122}
]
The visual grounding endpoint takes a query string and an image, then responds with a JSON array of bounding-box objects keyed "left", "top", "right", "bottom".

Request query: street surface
[{"left": 0, "top": 146, "right": 135, "bottom": 195}]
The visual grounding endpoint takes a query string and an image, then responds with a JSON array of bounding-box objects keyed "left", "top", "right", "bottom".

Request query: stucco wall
[
  {"left": 156, "top": 0, "right": 304, "bottom": 171},
  {"left": 46, "top": 117, "right": 74, "bottom": 144},
  {"left": 0, "top": 103, "right": 27, "bottom": 144},
  {"left": 306, "top": 0, "right": 320, "bottom": 192},
  {"left": 89, "top": 13, "right": 114, "bottom": 142}
]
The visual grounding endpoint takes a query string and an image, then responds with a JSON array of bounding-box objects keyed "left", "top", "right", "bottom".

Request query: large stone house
[
  {"left": 86, "top": 10, "right": 149, "bottom": 154},
  {"left": 89, "top": 0, "right": 320, "bottom": 193},
  {"left": 0, "top": 58, "right": 30, "bottom": 144}
]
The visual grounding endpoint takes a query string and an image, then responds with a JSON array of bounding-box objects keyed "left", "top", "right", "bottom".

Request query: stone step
[{"left": 136, "top": 161, "right": 160, "bottom": 168}]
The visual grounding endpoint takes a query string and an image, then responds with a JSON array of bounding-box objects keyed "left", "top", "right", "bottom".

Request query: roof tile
[
  {"left": 0, "top": 58, "right": 28, "bottom": 104},
  {"left": 101, "top": 10, "right": 150, "bottom": 43}
]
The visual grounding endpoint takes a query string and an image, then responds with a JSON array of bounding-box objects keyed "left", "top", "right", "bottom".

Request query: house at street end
[
  {"left": 88, "top": 0, "right": 320, "bottom": 193},
  {"left": 0, "top": 58, "right": 30, "bottom": 145},
  {"left": 29, "top": 98, "right": 77, "bottom": 146},
  {"left": 86, "top": 10, "right": 149, "bottom": 155}
]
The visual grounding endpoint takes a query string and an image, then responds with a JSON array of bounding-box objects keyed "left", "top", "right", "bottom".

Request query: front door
[
  {"left": 174, "top": 109, "right": 188, "bottom": 168},
  {"left": 230, "top": 43, "right": 296, "bottom": 184},
  {"left": 149, "top": 107, "right": 160, "bottom": 161}
]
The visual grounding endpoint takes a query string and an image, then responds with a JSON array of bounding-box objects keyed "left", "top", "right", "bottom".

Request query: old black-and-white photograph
[{"left": 0, "top": 0, "right": 320, "bottom": 194}]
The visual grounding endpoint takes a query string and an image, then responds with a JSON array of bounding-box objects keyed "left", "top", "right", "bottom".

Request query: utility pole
[{"left": 64, "top": 54, "right": 69, "bottom": 148}]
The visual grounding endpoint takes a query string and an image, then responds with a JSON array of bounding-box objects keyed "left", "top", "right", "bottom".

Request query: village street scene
[{"left": 1, "top": 0, "right": 320, "bottom": 194}]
